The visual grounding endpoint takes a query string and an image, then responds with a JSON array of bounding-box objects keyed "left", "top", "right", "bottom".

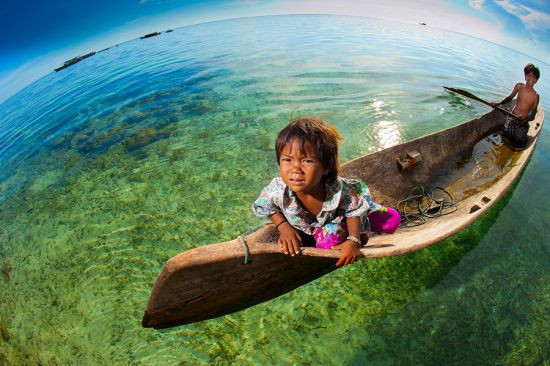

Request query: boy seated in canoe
[
  {"left": 492, "top": 63, "right": 540, "bottom": 147},
  {"left": 252, "top": 118, "right": 399, "bottom": 266}
]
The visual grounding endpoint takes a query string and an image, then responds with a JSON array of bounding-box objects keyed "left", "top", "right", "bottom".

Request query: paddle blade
[
  {"left": 443, "top": 86, "right": 487, "bottom": 104},
  {"left": 443, "top": 86, "right": 518, "bottom": 119}
]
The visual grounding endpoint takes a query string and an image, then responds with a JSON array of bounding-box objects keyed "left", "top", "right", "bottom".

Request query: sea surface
[{"left": 0, "top": 15, "right": 548, "bottom": 365}]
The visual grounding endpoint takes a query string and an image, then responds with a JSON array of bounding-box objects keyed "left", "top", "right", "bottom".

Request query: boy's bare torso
[{"left": 513, "top": 83, "right": 538, "bottom": 121}]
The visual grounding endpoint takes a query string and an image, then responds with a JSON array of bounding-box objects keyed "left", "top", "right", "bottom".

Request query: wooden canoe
[{"left": 142, "top": 105, "right": 544, "bottom": 329}]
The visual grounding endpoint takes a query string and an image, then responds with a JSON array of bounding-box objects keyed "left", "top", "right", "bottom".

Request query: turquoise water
[{"left": 0, "top": 15, "right": 548, "bottom": 365}]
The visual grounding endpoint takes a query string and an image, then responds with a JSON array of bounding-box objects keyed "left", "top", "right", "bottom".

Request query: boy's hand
[
  {"left": 277, "top": 222, "right": 302, "bottom": 256},
  {"left": 333, "top": 240, "right": 361, "bottom": 266}
]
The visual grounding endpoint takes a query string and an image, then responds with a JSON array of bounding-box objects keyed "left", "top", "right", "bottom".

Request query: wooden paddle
[{"left": 444, "top": 86, "right": 519, "bottom": 119}]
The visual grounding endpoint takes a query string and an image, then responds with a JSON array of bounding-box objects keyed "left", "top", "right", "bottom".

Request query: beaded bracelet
[
  {"left": 274, "top": 219, "right": 287, "bottom": 230},
  {"left": 346, "top": 236, "right": 361, "bottom": 245}
]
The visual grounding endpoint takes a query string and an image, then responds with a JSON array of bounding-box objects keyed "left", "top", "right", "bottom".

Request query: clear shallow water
[{"left": 0, "top": 15, "right": 548, "bottom": 365}]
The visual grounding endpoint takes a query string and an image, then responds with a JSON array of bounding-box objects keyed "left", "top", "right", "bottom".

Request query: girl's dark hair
[
  {"left": 275, "top": 117, "right": 343, "bottom": 180},
  {"left": 524, "top": 63, "right": 540, "bottom": 80}
]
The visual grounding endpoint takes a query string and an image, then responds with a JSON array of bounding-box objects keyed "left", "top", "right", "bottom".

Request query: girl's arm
[
  {"left": 270, "top": 212, "right": 302, "bottom": 256},
  {"left": 334, "top": 216, "right": 362, "bottom": 266}
]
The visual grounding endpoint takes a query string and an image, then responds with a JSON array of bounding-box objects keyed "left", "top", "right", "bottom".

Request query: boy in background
[{"left": 492, "top": 63, "right": 540, "bottom": 147}]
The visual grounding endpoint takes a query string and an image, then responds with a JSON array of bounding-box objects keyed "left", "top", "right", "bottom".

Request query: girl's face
[{"left": 279, "top": 140, "right": 328, "bottom": 196}]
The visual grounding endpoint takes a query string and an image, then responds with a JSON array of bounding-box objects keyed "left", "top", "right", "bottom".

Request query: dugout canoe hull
[{"left": 142, "top": 106, "right": 544, "bottom": 329}]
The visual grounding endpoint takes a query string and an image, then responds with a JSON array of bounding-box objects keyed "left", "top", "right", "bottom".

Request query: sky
[{"left": 1, "top": 0, "right": 549, "bottom": 104}]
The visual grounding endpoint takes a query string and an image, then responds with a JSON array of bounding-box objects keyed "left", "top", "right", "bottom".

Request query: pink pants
[{"left": 313, "top": 207, "right": 401, "bottom": 249}]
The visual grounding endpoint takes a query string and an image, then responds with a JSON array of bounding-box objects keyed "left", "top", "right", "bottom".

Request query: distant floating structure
[
  {"left": 140, "top": 32, "right": 161, "bottom": 39},
  {"left": 54, "top": 30, "right": 168, "bottom": 73},
  {"left": 54, "top": 52, "right": 96, "bottom": 72},
  {"left": 419, "top": 22, "right": 427, "bottom": 26}
]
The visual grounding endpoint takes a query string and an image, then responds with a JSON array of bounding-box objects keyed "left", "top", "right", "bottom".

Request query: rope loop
[
  {"left": 236, "top": 222, "right": 270, "bottom": 265},
  {"left": 237, "top": 236, "right": 250, "bottom": 264},
  {"left": 396, "top": 186, "right": 457, "bottom": 227}
]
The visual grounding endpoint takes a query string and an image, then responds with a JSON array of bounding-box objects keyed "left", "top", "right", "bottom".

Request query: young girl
[{"left": 252, "top": 117, "right": 396, "bottom": 266}]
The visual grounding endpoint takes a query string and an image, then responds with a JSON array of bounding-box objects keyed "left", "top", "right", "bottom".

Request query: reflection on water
[
  {"left": 372, "top": 119, "right": 403, "bottom": 149},
  {"left": 0, "top": 15, "right": 548, "bottom": 365}
]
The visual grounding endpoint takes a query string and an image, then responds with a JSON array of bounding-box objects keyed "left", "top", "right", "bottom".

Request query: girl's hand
[
  {"left": 333, "top": 240, "right": 361, "bottom": 266},
  {"left": 277, "top": 222, "right": 302, "bottom": 256}
]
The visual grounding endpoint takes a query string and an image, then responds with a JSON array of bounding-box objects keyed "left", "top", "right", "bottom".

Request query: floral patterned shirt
[{"left": 252, "top": 177, "right": 380, "bottom": 235}]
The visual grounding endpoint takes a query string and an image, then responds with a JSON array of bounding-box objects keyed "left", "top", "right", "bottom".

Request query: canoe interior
[
  {"left": 343, "top": 107, "right": 513, "bottom": 202},
  {"left": 143, "top": 106, "right": 544, "bottom": 329}
]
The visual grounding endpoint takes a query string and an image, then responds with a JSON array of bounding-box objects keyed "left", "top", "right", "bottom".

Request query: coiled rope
[{"left": 396, "top": 186, "right": 457, "bottom": 227}]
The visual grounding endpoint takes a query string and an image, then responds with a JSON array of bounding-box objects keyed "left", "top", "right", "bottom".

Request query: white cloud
[
  {"left": 519, "top": 7, "right": 550, "bottom": 30},
  {"left": 496, "top": 0, "right": 550, "bottom": 30},
  {"left": 468, "top": 0, "right": 484, "bottom": 10},
  {"left": 271, "top": 0, "right": 550, "bottom": 62},
  {"left": 496, "top": 0, "right": 526, "bottom": 16},
  {"left": 494, "top": 0, "right": 550, "bottom": 59},
  {"left": 277, "top": 0, "right": 507, "bottom": 41}
]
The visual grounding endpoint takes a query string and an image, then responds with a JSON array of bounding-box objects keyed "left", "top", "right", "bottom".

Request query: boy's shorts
[{"left": 504, "top": 116, "right": 528, "bottom": 147}]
